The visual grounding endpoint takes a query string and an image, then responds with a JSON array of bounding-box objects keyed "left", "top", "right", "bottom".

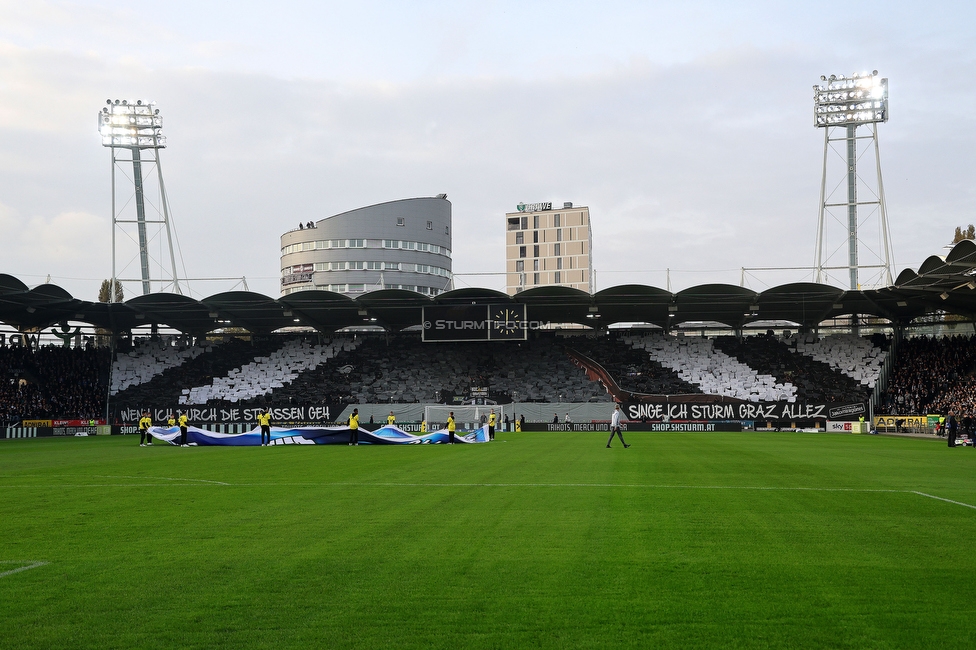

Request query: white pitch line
[
  {"left": 239, "top": 482, "right": 910, "bottom": 492},
  {"left": 94, "top": 475, "right": 231, "bottom": 485},
  {"left": 911, "top": 491, "right": 976, "bottom": 510},
  {"left": 0, "top": 561, "right": 49, "bottom": 579},
  {"left": 0, "top": 481, "right": 973, "bottom": 511},
  {"left": 0, "top": 483, "right": 230, "bottom": 489}
]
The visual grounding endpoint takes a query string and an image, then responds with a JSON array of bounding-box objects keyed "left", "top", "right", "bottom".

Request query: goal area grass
[{"left": 1, "top": 430, "right": 975, "bottom": 649}]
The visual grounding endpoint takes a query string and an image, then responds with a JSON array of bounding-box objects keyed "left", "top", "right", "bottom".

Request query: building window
[
  {"left": 384, "top": 262, "right": 400, "bottom": 270},
  {"left": 533, "top": 244, "right": 539, "bottom": 257},
  {"left": 516, "top": 260, "right": 524, "bottom": 272},
  {"left": 533, "top": 231, "right": 539, "bottom": 243},
  {"left": 556, "top": 229, "right": 562, "bottom": 242},
  {"left": 533, "top": 273, "right": 540, "bottom": 285},
  {"left": 556, "top": 258, "right": 562, "bottom": 270},
  {"left": 348, "top": 261, "right": 364, "bottom": 270},
  {"left": 555, "top": 271, "right": 561, "bottom": 283},
  {"left": 331, "top": 261, "right": 346, "bottom": 270},
  {"left": 519, "top": 246, "right": 526, "bottom": 258},
  {"left": 554, "top": 214, "right": 561, "bottom": 227},
  {"left": 533, "top": 259, "right": 539, "bottom": 271},
  {"left": 403, "top": 241, "right": 416, "bottom": 250},
  {"left": 532, "top": 215, "right": 539, "bottom": 229},
  {"left": 397, "top": 217, "right": 405, "bottom": 226},
  {"left": 302, "top": 242, "right": 314, "bottom": 251},
  {"left": 349, "top": 239, "right": 365, "bottom": 248},
  {"left": 445, "top": 226, "right": 449, "bottom": 234},
  {"left": 348, "top": 284, "right": 365, "bottom": 293},
  {"left": 427, "top": 221, "right": 433, "bottom": 230},
  {"left": 383, "top": 240, "right": 398, "bottom": 248},
  {"left": 366, "top": 261, "right": 383, "bottom": 270},
  {"left": 554, "top": 243, "right": 561, "bottom": 256},
  {"left": 520, "top": 216, "right": 528, "bottom": 230},
  {"left": 515, "top": 232, "right": 524, "bottom": 245}
]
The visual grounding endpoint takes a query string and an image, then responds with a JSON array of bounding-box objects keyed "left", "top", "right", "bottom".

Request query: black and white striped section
[
  {"left": 4, "top": 428, "right": 38, "bottom": 439},
  {"left": 197, "top": 424, "right": 252, "bottom": 434},
  {"left": 270, "top": 436, "right": 315, "bottom": 445}
]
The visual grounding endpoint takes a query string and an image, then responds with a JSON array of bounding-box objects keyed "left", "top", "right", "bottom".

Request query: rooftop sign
[{"left": 516, "top": 202, "right": 552, "bottom": 212}]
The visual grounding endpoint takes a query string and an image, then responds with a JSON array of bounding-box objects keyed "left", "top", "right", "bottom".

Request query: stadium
[
  {"left": 3, "top": 21, "right": 976, "bottom": 650},
  {"left": 5, "top": 224, "right": 976, "bottom": 647}
]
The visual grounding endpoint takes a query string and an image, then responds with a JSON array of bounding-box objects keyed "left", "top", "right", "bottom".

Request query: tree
[
  {"left": 951, "top": 225, "right": 975, "bottom": 244},
  {"left": 98, "top": 279, "right": 124, "bottom": 303}
]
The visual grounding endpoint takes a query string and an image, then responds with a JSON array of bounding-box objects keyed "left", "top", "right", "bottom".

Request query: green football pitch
[{"left": 1, "top": 431, "right": 975, "bottom": 649}]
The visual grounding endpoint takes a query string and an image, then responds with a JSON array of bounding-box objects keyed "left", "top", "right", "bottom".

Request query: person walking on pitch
[
  {"left": 488, "top": 409, "right": 496, "bottom": 440},
  {"left": 178, "top": 411, "right": 189, "bottom": 446},
  {"left": 257, "top": 408, "right": 272, "bottom": 446},
  {"left": 448, "top": 412, "right": 456, "bottom": 444},
  {"left": 139, "top": 411, "right": 152, "bottom": 446},
  {"left": 348, "top": 408, "right": 360, "bottom": 445},
  {"left": 607, "top": 404, "right": 630, "bottom": 448}
]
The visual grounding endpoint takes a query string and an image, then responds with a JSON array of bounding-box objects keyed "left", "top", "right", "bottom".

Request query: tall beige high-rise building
[{"left": 505, "top": 201, "right": 592, "bottom": 295}]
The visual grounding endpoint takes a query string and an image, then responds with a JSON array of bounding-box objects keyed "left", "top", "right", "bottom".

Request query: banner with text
[
  {"left": 622, "top": 401, "right": 864, "bottom": 424},
  {"left": 116, "top": 404, "right": 346, "bottom": 425}
]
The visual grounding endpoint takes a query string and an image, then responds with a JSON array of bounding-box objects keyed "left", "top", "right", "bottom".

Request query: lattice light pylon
[
  {"left": 99, "top": 99, "right": 181, "bottom": 300},
  {"left": 813, "top": 71, "right": 894, "bottom": 290}
]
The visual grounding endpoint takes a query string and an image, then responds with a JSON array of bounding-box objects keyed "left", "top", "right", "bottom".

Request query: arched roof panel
[
  {"left": 945, "top": 239, "right": 976, "bottom": 266},
  {"left": 674, "top": 284, "right": 757, "bottom": 328},
  {"left": 592, "top": 284, "right": 672, "bottom": 327},
  {"left": 355, "top": 289, "right": 431, "bottom": 331},
  {"left": 756, "top": 283, "right": 843, "bottom": 327},
  {"left": 278, "top": 290, "right": 364, "bottom": 332},
  {"left": 126, "top": 293, "right": 218, "bottom": 334},
  {"left": 435, "top": 288, "right": 514, "bottom": 305},
  {"left": 515, "top": 285, "right": 593, "bottom": 325},
  {"left": 0, "top": 274, "right": 29, "bottom": 295},
  {"left": 201, "top": 291, "right": 293, "bottom": 334}
]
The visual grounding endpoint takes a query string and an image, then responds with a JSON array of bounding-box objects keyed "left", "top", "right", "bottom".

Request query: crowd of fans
[
  {"left": 882, "top": 334, "right": 976, "bottom": 415},
  {"left": 0, "top": 344, "right": 110, "bottom": 425},
  {"left": 8, "top": 330, "right": 976, "bottom": 428},
  {"left": 713, "top": 333, "right": 873, "bottom": 404},
  {"left": 563, "top": 332, "right": 698, "bottom": 396}
]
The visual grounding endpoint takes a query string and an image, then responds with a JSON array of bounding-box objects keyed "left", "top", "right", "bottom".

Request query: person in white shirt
[{"left": 607, "top": 404, "right": 630, "bottom": 448}]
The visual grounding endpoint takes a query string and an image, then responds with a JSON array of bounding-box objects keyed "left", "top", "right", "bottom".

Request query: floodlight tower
[
  {"left": 98, "top": 99, "right": 181, "bottom": 300},
  {"left": 813, "top": 71, "right": 894, "bottom": 289}
]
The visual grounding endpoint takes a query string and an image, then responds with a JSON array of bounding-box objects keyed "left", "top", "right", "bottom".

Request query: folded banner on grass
[{"left": 148, "top": 424, "right": 489, "bottom": 446}]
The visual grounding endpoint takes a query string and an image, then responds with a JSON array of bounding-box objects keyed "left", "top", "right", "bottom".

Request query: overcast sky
[{"left": 1, "top": 0, "right": 974, "bottom": 301}]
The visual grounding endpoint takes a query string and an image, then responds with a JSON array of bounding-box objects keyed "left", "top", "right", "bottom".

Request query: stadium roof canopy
[{"left": 3, "top": 241, "right": 976, "bottom": 335}]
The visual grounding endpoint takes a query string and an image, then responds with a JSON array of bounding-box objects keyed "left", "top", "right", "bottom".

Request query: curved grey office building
[{"left": 280, "top": 196, "right": 453, "bottom": 297}]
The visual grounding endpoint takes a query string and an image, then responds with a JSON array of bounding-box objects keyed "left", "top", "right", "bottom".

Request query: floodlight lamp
[
  {"left": 814, "top": 72, "right": 887, "bottom": 127},
  {"left": 98, "top": 100, "right": 165, "bottom": 148},
  {"left": 941, "top": 292, "right": 949, "bottom": 300}
]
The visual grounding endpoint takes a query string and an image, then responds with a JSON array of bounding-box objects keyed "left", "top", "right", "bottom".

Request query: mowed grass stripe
[{"left": 1, "top": 432, "right": 975, "bottom": 649}]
